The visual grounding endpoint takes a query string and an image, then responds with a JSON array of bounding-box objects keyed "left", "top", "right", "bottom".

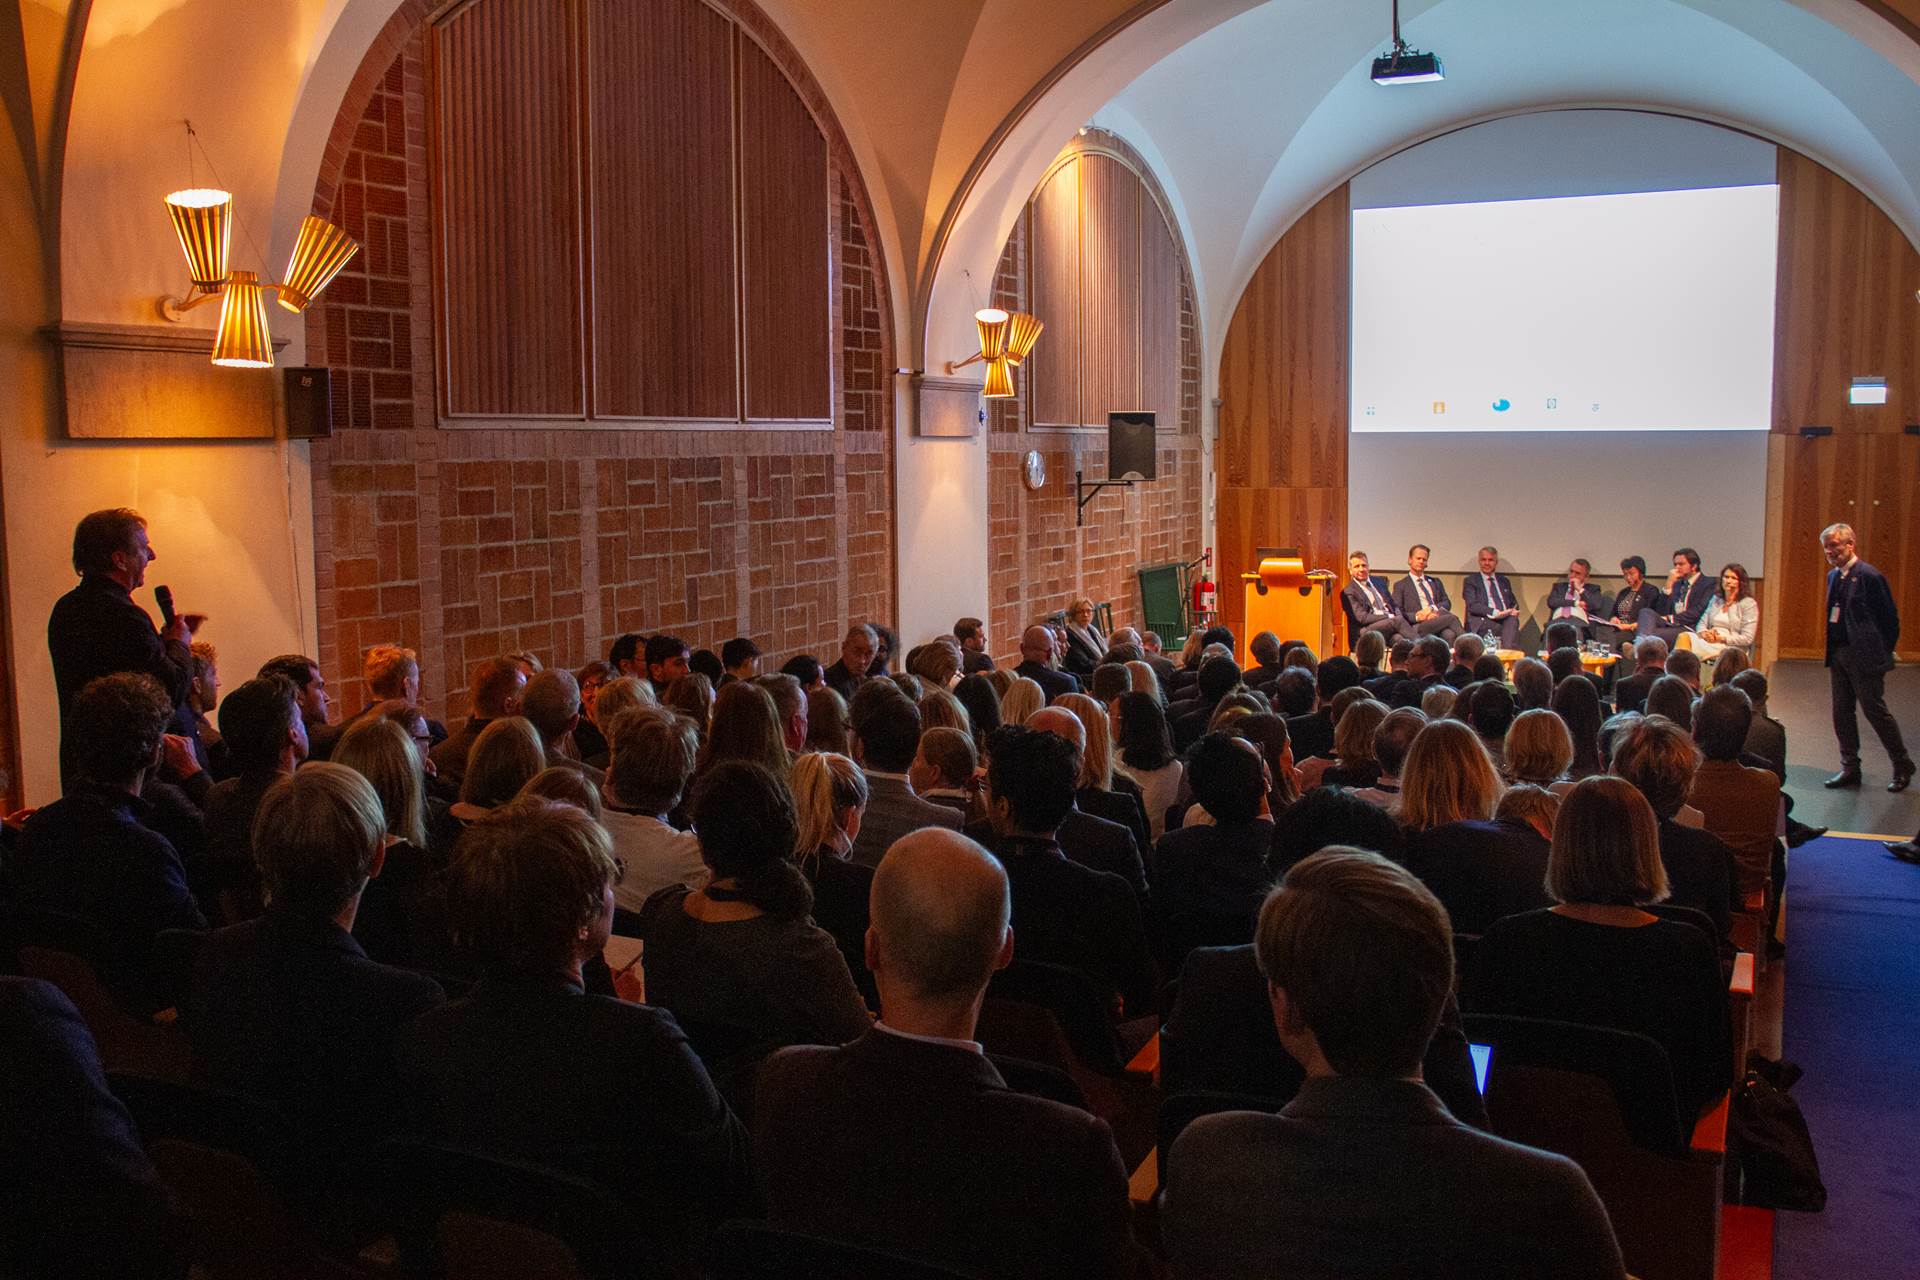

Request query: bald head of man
[
  {"left": 1019, "top": 625, "right": 1057, "bottom": 665},
  {"left": 867, "top": 829, "right": 1013, "bottom": 1031},
  {"left": 1026, "top": 705, "right": 1085, "bottom": 753}
]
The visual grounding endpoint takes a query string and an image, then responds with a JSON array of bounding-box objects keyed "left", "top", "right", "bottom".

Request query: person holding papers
[{"left": 1545, "top": 560, "right": 1607, "bottom": 642}]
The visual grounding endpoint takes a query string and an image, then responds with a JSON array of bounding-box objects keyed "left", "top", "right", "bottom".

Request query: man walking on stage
[{"left": 1821, "top": 523, "right": 1913, "bottom": 793}]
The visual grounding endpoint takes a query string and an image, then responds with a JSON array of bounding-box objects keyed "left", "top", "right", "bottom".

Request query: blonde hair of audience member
[
  {"left": 447, "top": 797, "right": 620, "bottom": 979},
  {"left": 518, "top": 765, "right": 605, "bottom": 821},
  {"left": 1328, "top": 684, "right": 1373, "bottom": 726},
  {"left": 594, "top": 675, "right": 656, "bottom": 728},
  {"left": 1208, "top": 689, "right": 1268, "bottom": 734},
  {"left": 251, "top": 763, "right": 390, "bottom": 920},
  {"left": 918, "top": 687, "right": 971, "bottom": 736},
  {"left": 910, "top": 727, "right": 979, "bottom": 808},
  {"left": 332, "top": 715, "right": 428, "bottom": 849},
  {"left": 805, "top": 685, "right": 851, "bottom": 755},
  {"left": 1331, "top": 698, "right": 1390, "bottom": 771},
  {"left": 1284, "top": 645, "right": 1318, "bottom": 675},
  {"left": 867, "top": 828, "right": 1012, "bottom": 1023},
  {"left": 606, "top": 707, "right": 699, "bottom": 815},
  {"left": 1496, "top": 783, "right": 1561, "bottom": 840},
  {"left": 506, "top": 650, "right": 544, "bottom": 675},
  {"left": 1504, "top": 708, "right": 1575, "bottom": 787},
  {"left": 982, "top": 667, "right": 1015, "bottom": 701},
  {"left": 1120, "top": 657, "right": 1159, "bottom": 699},
  {"left": 1546, "top": 776, "right": 1668, "bottom": 905},
  {"left": 999, "top": 676, "right": 1045, "bottom": 727},
  {"left": 698, "top": 680, "right": 790, "bottom": 780},
  {"left": 663, "top": 673, "right": 716, "bottom": 739},
  {"left": 363, "top": 644, "right": 419, "bottom": 700},
  {"left": 1419, "top": 684, "right": 1457, "bottom": 719},
  {"left": 905, "top": 642, "right": 960, "bottom": 689},
  {"left": 368, "top": 698, "right": 436, "bottom": 776},
  {"left": 1353, "top": 628, "right": 1388, "bottom": 673},
  {"left": 1710, "top": 648, "right": 1751, "bottom": 688},
  {"left": 1398, "top": 719, "right": 1503, "bottom": 831},
  {"left": 1179, "top": 629, "right": 1208, "bottom": 669},
  {"left": 458, "top": 716, "right": 546, "bottom": 811},
  {"left": 791, "top": 751, "right": 870, "bottom": 870},
  {"left": 1056, "top": 692, "right": 1117, "bottom": 791}
]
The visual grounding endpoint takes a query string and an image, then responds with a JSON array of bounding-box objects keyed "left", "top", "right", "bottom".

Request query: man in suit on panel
[
  {"left": 1544, "top": 558, "right": 1608, "bottom": 642},
  {"left": 1391, "top": 544, "right": 1462, "bottom": 642},
  {"left": 1160, "top": 849, "right": 1625, "bottom": 1280},
  {"left": 1637, "top": 547, "right": 1714, "bottom": 651},
  {"left": 1341, "top": 552, "right": 1408, "bottom": 643},
  {"left": 1461, "top": 545, "right": 1522, "bottom": 650},
  {"left": 1820, "top": 522, "right": 1913, "bottom": 791}
]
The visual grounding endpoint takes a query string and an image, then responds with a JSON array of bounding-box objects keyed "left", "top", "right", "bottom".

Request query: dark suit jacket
[
  {"left": 1613, "top": 666, "right": 1663, "bottom": 714},
  {"left": 990, "top": 834, "right": 1158, "bottom": 1016},
  {"left": 822, "top": 659, "right": 864, "bottom": 702},
  {"left": 1062, "top": 627, "right": 1106, "bottom": 676},
  {"left": 754, "top": 1029, "right": 1138, "bottom": 1280},
  {"left": 1341, "top": 576, "right": 1400, "bottom": 630},
  {"left": 1392, "top": 574, "right": 1454, "bottom": 619},
  {"left": 1143, "top": 652, "right": 1178, "bottom": 690},
  {"left": 1365, "top": 671, "right": 1443, "bottom": 710},
  {"left": 395, "top": 974, "right": 755, "bottom": 1247},
  {"left": 47, "top": 575, "right": 192, "bottom": 720},
  {"left": 1162, "top": 1076, "right": 1623, "bottom": 1280},
  {"left": 1461, "top": 571, "right": 1519, "bottom": 635},
  {"left": 1606, "top": 582, "right": 1662, "bottom": 627},
  {"left": 1285, "top": 709, "right": 1334, "bottom": 762},
  {"left": 1656, "top": 818, "right": 1738, "bottom": 943},
  {"left": 1545, "top": 581, "right": 1607, "bottom": 623},
  {"left": 1402, "top": 819, "right": 1552, "bottom": 937},
  {"left": 1826, "top": 560, "right": 1901, "bottom": 672},
  {"left": 1058, "top": 806, "right": 1149, "bottom": 905},
  {"left": 187, "top": 912, "right": 445, "bottom": 1154},
  {"left": 427, "top": 715, "right": 493, "bottom": 791},
  {"left": 847, "top": 774, "right": 962, "bottom": 869},
  {"left": 1151, "top": 819, "right": 1274, "bottom": 948},
  {"left": 1078, "top": 785, "right": 1150, "bottom": 870},
  {"left": 1013, "top": 659, "right": 1080, "bottom": 703},
  {"left": 1660, "top": 574, "right": 1714, "bottom": 629},
  {"left": 1171, "top": 697, "right": 1223, "bottom": 753}
]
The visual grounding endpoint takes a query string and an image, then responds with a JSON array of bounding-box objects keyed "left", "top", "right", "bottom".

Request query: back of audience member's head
[
  {"left": 364, "top": 644, "right": 419, "bottom": 700},
  {"left": 700, "top": 680, "right": 789, "bottom": 778},
  {"left": 608, "top": 633, "right": 644, "bottom": 673},
  {"left": 850, "top": 684, "right": 922, "bottom": 772},
  {"left": 805, "top": 686, "right": 851, "bottom": 755},
  {"left": 1115, "top": 691, "right": 1174, "bottom": 772},
  {"left": 1089, "top": 663, "right": 1131, "bottom": 703},
  {"left": 1250, "top": 631, "right": 1283, "bottom": 667},
  {"left": 1552, "top": 675, "right": 1605, "bottom": 777},
  {"left": 333, "top": 714, "right": 427, "bottom": 848},
  {"left": 1468, "top": 682, "right": 1516, "bottom": 743},
  {"left": 753, "top": 672, "right": 806, "bottom": 739},
  {"left": 1504, "top": 708, "right": 1573, "bottom": 786},
  {"left": 1543, "top": 621, "right": 1581, "bottom": 655},
  {"left": 1104, "top": 643, "right": 1144, "bottom": 667},
  {"left": 506, "top": 651, "right": 544, "bottom": 677},
  {"left": 1256, "top": 849, "right": 1453, "bottom": 1077},
  {"left": 1332, "top": 698, "right": 1390, "bottom": 768},
  {"left": 1388, "top": 637, "right": 1415, "bottom": 672},
  {"left": 644, "top": 634, "right": 690, "bottom": 683},
  {"left": 219, "top": 673, "right": 304, "bottom": 778},
  {"left": 888, "top": 672, "right": 925, "bottom": 703},
  {"left": 952, "top": 674, "right": 1001, "bottom": 749},
  {"left": 460, "top": 717, "right": 546, "bottom": 809},
  {"left": 663, "top": 673, "right": 715, "bottom": 738},
  {"left": 1270, "top": 668, "right": 1316, "bottom": 717},
  {"left": 518, "top": 766, "right": 605, "bottom": 821},
  {"left": 594, "top": 675, "right": 655, "bottom": 728},
  {"left": 915, "top": 726, "right": 978, "bottom": 793},
  {"left": 1399, "top": 719, "right": 1503, "bottom": 831},
  {"left": 791, "top": 751, "right": 869, "bottom": 860},
  {"left": 1208, "top": 690, "right": 1269, "bottom": 734},
  {"left": 253, "top": 763, "right": 388, "bottom": 919},
  {"left": 1645, "top": 674, "right": 1695, "bottom": 726},
  {"left": 1633, "top": 635, "right": 1669, "bottom": 667},
  {"left": 1470, "top": 654, "right": 1506, "bottom": 684},
  {"left": 1186, "top": 732, "right": 1269, "bottom": 824},
  {"left": 1449, "top": 682, "right": 1483, "bottom": 725},
  {"left": 1411, "top": 635, "right": 1451, "bottom": 676},
  {"left": 1729, "top": 668, "right": 1768, "bottom": 709},
  {"left": 781, "top": 654, "right": 824, "bottom": 689},
  {"left": 1056, "top": 692, "right": 1117, "bottom": 790},
  {"left": 1354, "top": 629, "right": 1387, "bottom": 672},
  {"left": 448, "top": 797, "right": 619, "bottom": 977},
  {"left": 1372, "top": 707, "right": 1426, "bottom": 779},
  {"left": 1495, "top": 783, "right": 1560, "bottom": 839},
  {"left": 1597, "top": 711, "right": 1643, "bottom": 770},
  {"left": 1609, "top": 715, "right": 1697, "bottom": 821},
  {"left": 1452, "top": 634, "right": 1485, "bottom": 667},
  {"left": 520, "top": 669, "right": 582, "bottom": 744},
  {"left": 689, "top": 761, "right": 810, "bottom": 919},
  {"left": 1283, "top": 645, "right": 1318, "bottom": 674},
  {"left": 468, "top": 655, "right": 527, "bottom": 719},
  {"left": 1419, "top": 684, "right": 1456, "bottom": 720},
  {"left": 1198, "top": 655, "right": 1244, "bottom": 702},
  {"left": 1548, "top": 776, "right": 1667, "bottom": 905},
  {"left": 1692, "top": 685, "right": 1755, "bottom": 763},
  {"left": 999, "top": 676, "right": 1044, "bottom": 727},
  {"left": 1511, "top": 658, "right": 1553, "bottom": 710},
  {"left": 1328, "top": 685, "right": 1372, "bottom": 725},
  {"left": 984, "top": 725, "right": 1077, "bottom": 837},
  {"left": 1231, "top": 713, "right": 1299, "bottom": 812},
  {"left": 869, "top": 829, "right": 1010, "bottom": 1007},
  {"left": 1666, "top": 649, "right": 1703, "bottom": 688},
  {"left": 721, "top": 636, "right": 762, "bottom": 675},
  {"left": 1315, "top": 655, "right": 1360, "bottom": 705},
  {"left": 1200, "top": 625, "right": 1235, "bottom": 654},
  {"left": 918, "top": 687, "right": 970, "bottom": 737},
  {"left": 259, "top": 654, "right": 324, "bottom": 702},
  {"left": 1123, "top": 659, "right": 1161, "bottom": 704},
  {"left": 1270, "top": 788, "right": 1405, "bottom": 877},
  {"left": 68, "top": 673, "right": 172, "bottom": 788},
  {"left": 607, "top": 707, "right": 698, "bottom": 814},
  {"left": 1710, "top": 649, "right": 1751, "bottom": 687},
  {"left": 905, "top": 642, "right": 959, "bottom": 689},
  {"left": 1546, "top": 648, "right": 1582, "bottom": 686}
]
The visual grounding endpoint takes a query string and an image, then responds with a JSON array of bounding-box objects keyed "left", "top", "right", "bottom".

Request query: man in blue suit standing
[
  {"left": 1461, "top": 546, "right": 1522, "bottom": 650},
  {"left": 1637, "top": 547, "right": 1713, "bottom": 651},
  {"left": 1392, "top": 545, "right": 1461, "bottom": 643},
  {"left": 1820, "top": 523, "right": 1912, "bottom": 792}
]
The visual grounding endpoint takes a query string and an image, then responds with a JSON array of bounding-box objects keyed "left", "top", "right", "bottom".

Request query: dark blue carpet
[{"left": 1773, "top": 835, "right": 1920, "bottom": 1278}]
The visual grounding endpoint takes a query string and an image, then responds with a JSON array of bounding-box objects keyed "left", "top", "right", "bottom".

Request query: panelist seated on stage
[
  {"left": 1342, "top": 553, "right": 1407, "bottom": 643},
  {"left": 1637, "top": 547, "right": 1715, "bottom": 650},
  {"left": 1544, "top": 559, "right": 1607, "bottom": 641},
  {"left": 1461, "top": 546, "right": 1522, "bottom": 650},
  {"left": 1591, "top": 556, "right": 1662, "bottom": 653},
  {"left": 1676, "top": 564, "right": 1757, "bottom": 662},
  {"left": 1391, "top": 545, "right": 1462, "bottom": 643}
]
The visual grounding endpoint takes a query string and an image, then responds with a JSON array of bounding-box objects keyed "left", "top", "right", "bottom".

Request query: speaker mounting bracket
[{"left": 1074, "top": 469, "right": 1137, "bottom": 526}]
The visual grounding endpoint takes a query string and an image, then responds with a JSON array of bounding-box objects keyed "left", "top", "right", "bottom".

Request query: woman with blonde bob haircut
[
  {"left": 455, "top": 716, "right": 547, "bottom": 818},
  {"left": 1124, "top": 659, "right": 1163, "bottom": 704},
  {"left": 1397, "top": 720, "right": 1503, "bottom": 832},
  {"left": 999, "top": 676, "right": 1045, "bottom": 727},
  {"left": 1504, "top": 709, "right": 1574, "bottom": 788},
  {"left": 917, "top": 687, "right": 971, "bottom": 736},
  {"left": 333, "top": 715, "right": 428, "bottom": 850}
]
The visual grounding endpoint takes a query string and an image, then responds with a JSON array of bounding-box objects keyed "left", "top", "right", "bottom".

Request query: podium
[{"left": 1239, "top": 551, "right": 1336, "bottom": 665}]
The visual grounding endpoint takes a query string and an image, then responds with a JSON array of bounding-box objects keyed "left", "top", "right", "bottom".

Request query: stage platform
[{"left": 1764, "top": 661, "right": 1919, "bottom": 838}]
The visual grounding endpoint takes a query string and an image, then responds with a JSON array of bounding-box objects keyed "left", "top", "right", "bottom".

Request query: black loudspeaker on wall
[
  {"left": 1108, "top": 411, "right": 1158, "bottom": 481},
  {"left": 284, "top": 366, "right": 333, "bottom": 440}
]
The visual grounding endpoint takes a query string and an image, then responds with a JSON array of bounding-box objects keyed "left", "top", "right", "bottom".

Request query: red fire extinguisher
[{"left": 1192, "top": 548, "right": 1217, "bottom": 623}]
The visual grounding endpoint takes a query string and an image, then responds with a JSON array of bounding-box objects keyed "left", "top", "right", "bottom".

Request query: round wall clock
[{"left": 1023, "top": 449, "right": 1046, "bottom": 491}]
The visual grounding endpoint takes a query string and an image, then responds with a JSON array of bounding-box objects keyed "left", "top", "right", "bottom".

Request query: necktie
[
  {"left": 1367, "top": 580, "right": 1384, "bottom": 611},
  {"left": 1417, "top": 577, "right": 1434, "bottom": 610},
  {"left": 1486, "top": 575, "right": 1501, "bottom": 610}
]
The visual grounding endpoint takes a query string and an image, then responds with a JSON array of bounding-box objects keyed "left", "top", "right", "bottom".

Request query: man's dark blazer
[
  {"left": 1074, "top": 788, "right": 1150, "bottom": 880},
  {"left": 1402, "top": 819, "right": 1552, "bottom": 937},
  {"left": 1365, "top": 670, "right": 1443, "bottom": 710},
  {"left": 395, "top": 974, "right": 755, "bottom": 1250},
  {"left": 1150, "top": 819, "right": 1274, "bottom": 954},
  {"left": 847, "top": 774, "right": 961, "bottom": 869},
  {"left": 1341, "top": 576, "right": 1403, "bottom": 634},
  {"left": 47, "top": 575, "right": 192, "bottom": 720},
  {"left": 1461, "top": 571, "right": 1520, "bottom": 637},
  {"left": 1391, "top": 574, "right": 1455, "bottom": 619},
  {"left": 822, "top": 658, "right": 863, "bottom": 702},
  {"left": 1284, "top": 708, "right": 1334, "bottom": 762},
  {"left": 1658, "top": 574, "right": 1714, "bottom": 629},
  {"left": 1544, "top": 581, "right": 1607, "bottom": 626},
  {"left": 970, "top": 810, "right": 1148, "bottom": 910},
  {"left": 1062, "top": 628, "right": 1105, "bottom": 677},
  {"left": 1142, "top": 651, "right": 1178, "bottom": 690},
  {"left": 754, "top": 1029, "right": 1138, "bottom": 1280},
  {"left": 989, "top": 834, "right": 1158, "bottom": 1016},
  {"left": 1159, "top": 944, "right": 1486, "bottom": 1129},
  {"left": 1013, "top": 659, "right": 1080, "bottom": 703},
  {"left": 427, "top": 715, "right": 493, "bottom": 791},
  {"left": 1613, "top": 665, "right": 1664, "bottom": 714},
  {"left": 1826, "top": 560, "right": 1901, "bottom": 673},
  {"left": 1162, "top": 1076, "right": 1624, "bottom": 1280},
  {"left": 186, "top": 912, "right": 445, "bottom": 1154},
  {"left": 1171, "top": 696, "right": 1224, "bottom": 753},
  {"left": 1656, "top": 818, "right": 1738, "bottom": 944}
]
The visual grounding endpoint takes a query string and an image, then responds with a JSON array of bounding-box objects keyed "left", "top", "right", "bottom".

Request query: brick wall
[{"left": 306, "top": 11, "right": 894, "bottom": 722}]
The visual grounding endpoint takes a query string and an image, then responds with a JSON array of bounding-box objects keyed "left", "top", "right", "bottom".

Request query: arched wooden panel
[
  {"left": 1082, "top": 153, "right": 1141, "bottom": 420},
  {"left": 1140, "top": 202, "right": 1181, "bottom": 421},
  {"left": 1030, "top": 157, "right": 1082, "bottom": 427}
]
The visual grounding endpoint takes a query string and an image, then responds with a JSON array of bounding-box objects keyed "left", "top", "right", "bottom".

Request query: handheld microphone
[{"left": 155, "top": 585, "right": 176, "bottom": 629}]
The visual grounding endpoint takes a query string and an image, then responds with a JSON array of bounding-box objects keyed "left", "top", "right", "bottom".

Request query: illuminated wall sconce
[{"left": 946, "top": 307, "right": 1044, "bottom": 399}]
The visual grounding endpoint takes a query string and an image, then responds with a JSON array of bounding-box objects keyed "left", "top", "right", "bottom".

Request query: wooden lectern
[{"left": 1240, "top": 549, "right": 1335, "bottom": 665}]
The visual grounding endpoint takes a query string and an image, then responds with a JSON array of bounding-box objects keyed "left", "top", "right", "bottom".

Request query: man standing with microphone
[{"left": 1821, "top": 522, "right": 1913, "bottom": 793}]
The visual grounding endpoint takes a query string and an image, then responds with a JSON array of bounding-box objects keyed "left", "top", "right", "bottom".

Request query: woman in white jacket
[{"left": 1679, "top": 562, "right": 1758, "bottom": 661}]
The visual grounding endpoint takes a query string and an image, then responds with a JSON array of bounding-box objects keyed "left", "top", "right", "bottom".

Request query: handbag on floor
[{"left": 1728, "top": 1053, "right": 1826, "bottom": 1211}]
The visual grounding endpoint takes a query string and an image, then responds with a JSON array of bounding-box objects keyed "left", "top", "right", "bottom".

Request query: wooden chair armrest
[
  {"left": 1729, "top": 952, "right": 1754, "bottom": 997},
  {"left": 1129, "top": 1149, "right": 1160, "bottom": 1205},
  {"left": 1741, "top": 888, "right": 1765, "bottom": 915},
  {"left": 1689, "top": 1092, "right": 1730, "bottom": 1158},
  {"left": 1126, "top": 1031, "right": 1160, "bottom": 1082}
]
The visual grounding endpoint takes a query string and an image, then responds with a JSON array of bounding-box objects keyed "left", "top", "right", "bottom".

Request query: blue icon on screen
[{"left": 1491, "top": 398, "right": 1511, "bottom": 412}]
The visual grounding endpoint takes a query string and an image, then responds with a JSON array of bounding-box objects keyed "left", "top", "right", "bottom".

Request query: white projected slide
[{"left": 1351, "top": 185, "right": 1779, "bottom": 433}]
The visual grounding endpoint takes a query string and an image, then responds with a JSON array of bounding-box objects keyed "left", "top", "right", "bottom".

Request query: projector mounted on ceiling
[{"left": 1372, "top": 0, "right": 1445, "bottom": 85}]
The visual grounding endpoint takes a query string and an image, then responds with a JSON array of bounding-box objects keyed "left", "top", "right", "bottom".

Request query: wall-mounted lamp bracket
[{"left": 1075, "top": 468, "right": 1135, "bottom": 526}]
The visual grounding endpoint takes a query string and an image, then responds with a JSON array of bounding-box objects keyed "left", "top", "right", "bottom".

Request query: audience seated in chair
[
  {"left": 792, "top": 752, "right": 878, "bottom": 1004},
  {"left": 1113, "top": 691, "right": 1183, "bottom": 842},
  {"left": 1686, "top": 685, "right": 1783, "bottom": 902},
  {"left": 520, "top": 668, "right": 603, "bottom": 786},
  {"left": 754, "top": 828, "right": 1142, "bottom": 1280},
  {"left": 1023, "top": 706, "right": 1148, "bottom": 901},
  {"left": 846, "top": 682, "right": 961, "bottom": 868},
  {"left": 602, "top": 708, "right": 709, "bottom": 913},
  {"left": 427, "top": 657, "right": 527, "bottom": 792},
  {"left": 199, "top": 673, "right": 310, "bottom": 917},
  {"left": 329, "top": 715, "right": 451, "bottom": 973},
  {"left": 1162, "top": 848, "right": 1624, "bottom": 1280},
  {"left": 1152, "top": 733, "right": 1278, "bottom": 966}
]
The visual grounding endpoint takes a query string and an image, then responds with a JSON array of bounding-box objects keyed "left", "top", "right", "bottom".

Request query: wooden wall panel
[
  {"left": 1140, "top": 205, "right": 1181, "bottom": 423},
  {"left": 738, "top": 33, "right": 831, "bottom": 421},
  {"left": 587, "top": 0, "right": 736, "bottom": 419},
  {"left": 1081, "top": 154, "right": 1141, "bottom": 424},
  {"left": 433, "top": 0, "right": 583, "bottom": 417},
  {"left": 1030, "top": 159, "right": 1082, "bottom": 427}
]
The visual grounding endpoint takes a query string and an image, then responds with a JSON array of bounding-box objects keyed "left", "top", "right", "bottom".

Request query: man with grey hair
[
  {"left": 1613, "top": 634, "right": 1668, "bottom": 715},
  {"left": 1819, "top": 521, "right": 1912, "bottom": 791},
  {"left": 754, "top": 828, "right": 1140, "bottom": 1278},
  {"left": 752, "top": 672, "right": 809, "bottom": 753},
  {"left": 823, "top": 624, "right": 878, "bottom": 701},
  {"left": 521, "top": 668, "right": 604, "bottom": 784}
]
